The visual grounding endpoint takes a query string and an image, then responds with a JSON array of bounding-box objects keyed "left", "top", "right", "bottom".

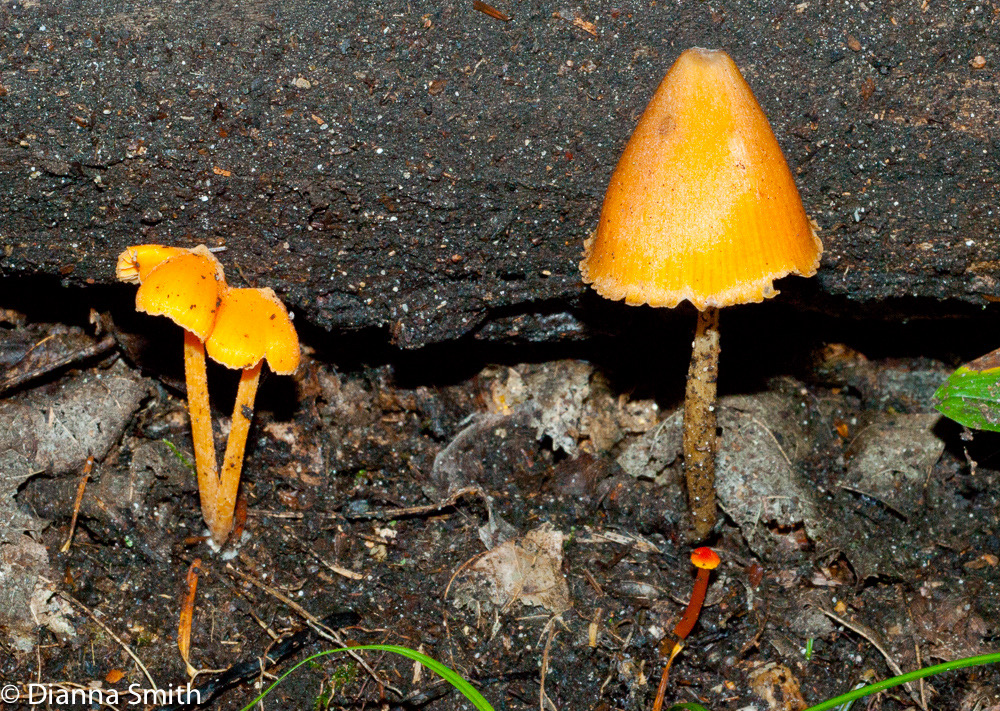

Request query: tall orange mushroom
[
  {"left": 580, "top": 48, "right": 822, "bottom": 540},
  {"left": 204, "top": 287, "right": 299, "bottom": 545},
  {"left": 117, "top": 245, "right": 228, "bottom": 536}
]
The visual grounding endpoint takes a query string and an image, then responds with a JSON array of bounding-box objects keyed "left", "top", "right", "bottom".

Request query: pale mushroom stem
[
  {"left": 183, "top": 330, "right": 219, "bottom": 536},
  {"left": 683, "top": 306, "right": 720, "bottom": 541},
  {"left": 211, "top": 360, "right": 262, "bottom": 546}
]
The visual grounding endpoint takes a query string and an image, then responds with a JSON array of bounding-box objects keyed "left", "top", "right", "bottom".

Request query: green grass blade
[
  {"left": 238, "top": 644, "right": 494, "bottom": 711},
  {"left": 667, "top": 704, "right": 709, "bottom": 711},
  {"left": 803, "top": 652, "right": 1000, "bottom": 711}
]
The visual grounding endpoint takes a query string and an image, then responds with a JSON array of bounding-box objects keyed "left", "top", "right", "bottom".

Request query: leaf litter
[{"left": 0, "top": 328, "right": 997, "bottom": 710}]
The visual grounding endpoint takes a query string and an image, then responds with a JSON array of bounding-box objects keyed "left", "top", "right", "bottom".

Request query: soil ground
[{"left": 1, "top": 287, "right": 999, "bottom": 711}]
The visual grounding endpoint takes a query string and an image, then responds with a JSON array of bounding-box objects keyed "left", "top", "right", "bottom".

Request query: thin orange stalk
[
  {"left": 211, "top": 360, "right": 262, "bottom": 546},
  {"left": 184, "top": 330, "right": 220, "bottom": 536},
  {"left": 672, "top": 566, "right": 712, "bottom": 641},
  {"left": 178, "top": 558, "right": 202, "bottom": 677},
  {"left": 651, "top": 547, "right": 720, "bottom": 711}
]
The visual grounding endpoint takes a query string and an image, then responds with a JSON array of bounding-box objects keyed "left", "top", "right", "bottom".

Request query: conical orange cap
[
  {"left": 205, "top": 287, "right": 300, "bottom": 374},
  {"left": 580, "top": 48, "right": 822, "bottom": 310},
  {"left": 134, "top": 245, "right": 226, "bottom": 340}
]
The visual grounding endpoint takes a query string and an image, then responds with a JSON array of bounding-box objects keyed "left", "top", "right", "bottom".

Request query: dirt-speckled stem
[{"left": 683, "top": 307, "right": 720, "bottom": 541}]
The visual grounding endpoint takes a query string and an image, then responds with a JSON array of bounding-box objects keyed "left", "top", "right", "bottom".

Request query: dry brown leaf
[{"left": 465, "top": 524, "right": 571, "bottom": 613}]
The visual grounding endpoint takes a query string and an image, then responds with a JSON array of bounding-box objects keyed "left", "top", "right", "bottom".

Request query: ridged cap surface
[{"left": 580, "top": 48, "right": 822, "bottom": 309}]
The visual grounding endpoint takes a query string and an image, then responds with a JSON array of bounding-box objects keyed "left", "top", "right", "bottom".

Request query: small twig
[
  {"left": 227, "top": 563, "right": 401, "bottom": 697},
  {"left": 473, "top": 0, "right": 511, "bottom": 21},
  {"left": 837, "top": 482, "right": 910, "bottom": 520},
  {"left": 915, "top": 640, "right": 927, "bottom": 711},
  {"left": 61, "top": 455, "right": 94, "bottom": 553},
  {"left": 0, "top": 334, "right": 116, "bottom": 395},
  {"left": 344, "top": 485, "right": 486, "bottom": 521},
  {"left": 284, "top": 530, "right": 363, "bottom": 580},
  {"left": 60, "top": 593, "right": 158, "bottom": 691},
  {"left": 539, "top": 617, "right": 559, "bottom": 711}
]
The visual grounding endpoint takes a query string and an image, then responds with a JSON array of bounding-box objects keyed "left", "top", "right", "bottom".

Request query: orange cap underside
[
  {"left": 134, "top": 249, "right": 225, "bottom": 341},
  {"left": 205, "top": 287, "right": 300, "bottom": 374},
  {"left": 580, "top": 48, "right": 822, "bottom": 309}
]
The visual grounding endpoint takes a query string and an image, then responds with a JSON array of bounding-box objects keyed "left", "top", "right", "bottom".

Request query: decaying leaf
[
  {"left": 489, "top": 360, "right": 657, "bottom": 456},
  {"left": 458, "top": 524, "right": 571, "bottom": 613},
  {"left": 749, "top": 662, "right": 807, "bottom": 711},
  {"left": 0, "top": 359, "right": 149, "bottom": 652},
  {"left": 842, "top": 413, "right": 944, "bottom": 515},
  {"left": 617, "top": 390, "right": 824, "bottom": 557},
  {"left": 1, "top": 535, "right": 76, "bottom": 653},
  {"left": 0, "top": 358, "right": 151, "bottom": 489}
]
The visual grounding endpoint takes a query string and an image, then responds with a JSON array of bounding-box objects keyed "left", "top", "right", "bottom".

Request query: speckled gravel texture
[{"left": 2, "top": 0, "right": 999, "bottom": 346}]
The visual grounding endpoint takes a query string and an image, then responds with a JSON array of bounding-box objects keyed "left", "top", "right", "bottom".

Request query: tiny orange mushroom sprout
[
  {"left": 651, "top": 546, "right": 721, "bottom": 711},
  {"left": 204, "top": 287, "right": 299, "bottom": 546},
  {"left": 117, "top": 245, "right": 228, "bottom": 538},
  {"left": 580, "top": 48, "right": 822, "bottom": 541}
]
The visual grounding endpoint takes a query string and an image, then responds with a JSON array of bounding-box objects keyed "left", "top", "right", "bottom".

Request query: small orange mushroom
[
  {"left": 118, "top": 245, "right": 228, "bottom": 537},
  {"left": 204, "top": 287, "right": 299, "bottom": 545},
  {"left": 651, "top": 546, "right": 721, "bottom": 711},
  {"left": 580, "top": 48, "right": 822, "bottom": 540},
  {"left": 671, "top": 546, "right": 721, "bottom": 641}
]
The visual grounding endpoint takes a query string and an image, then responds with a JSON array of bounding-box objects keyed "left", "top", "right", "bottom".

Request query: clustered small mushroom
[
  {"left": 117, "top": 245, "right": 299, "bottom": 547},
  {"left": 580, "top": 48, "right": 823, "bottom": 540}
]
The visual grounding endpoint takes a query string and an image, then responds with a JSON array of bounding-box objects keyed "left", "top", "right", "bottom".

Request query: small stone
[
  {"left": 292, "top": 76, "right": 311, "bottom": 89},
  {"left": 847, "top": 35, "right": 862, "bottom": 52},
  {"left": 970, "top": 55, "right": 987, "bottom": 69},
  {"left": 140, "top": 209, "right": 163, "bottom": 225}
]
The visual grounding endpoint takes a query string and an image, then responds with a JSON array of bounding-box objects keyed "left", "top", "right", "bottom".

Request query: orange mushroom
[
  {"left": 204, "top": 287, "right": 299, "bottom": 545},
  {"left": 651, "top": 546, "right": 721, "bottom": 711},
  {"left": 580, "top": 48, "right": 822, "bottom": 540},
  {"left": 117, "top": 245, "right": 228, "bottom": 536}
]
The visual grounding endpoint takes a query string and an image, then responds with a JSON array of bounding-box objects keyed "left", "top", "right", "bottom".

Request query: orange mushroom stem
[
  {"left": 651, "top": 547, "right": 721, "bottom": 711},
  {"left": 205, "top": 287, "right": 299, "bottom": 546},
  {"left": 118, "top": 245, "right": 227, "bottom": 536},
  {"left": 215, "top": 360, "right": 262, "bottom": 542}
]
